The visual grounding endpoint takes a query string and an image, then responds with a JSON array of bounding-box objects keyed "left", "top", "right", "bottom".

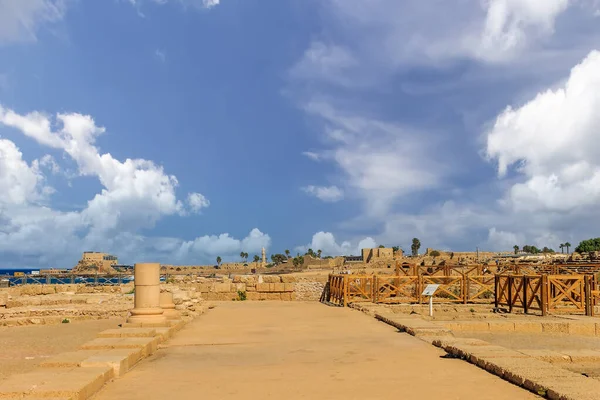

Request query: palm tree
[
  {"left": 559, "top": 243, "right": 565, "bottom": 254},
  {"left": 216, "top": 256, "right": 222, "bottom": 267},
  {"left": 253, "top": 255, "right": 260, "bottom": 264},
  {"left": 565, "top": 242, "right": 571, "bottom": 254},
  {"left": 513, "top": 245, "right": 519, "bottom": 255},
  {"left": 317, "top": 249, "right": 322, "bottom": 259},
  {"left": 285, "top": 249, "right": 290, "bottom": 259},
  {"left": 411, "top": 238, "right": 421, "bottom": 256}
]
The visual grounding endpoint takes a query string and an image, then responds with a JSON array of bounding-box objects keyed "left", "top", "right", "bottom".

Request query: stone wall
[
  {"left": 294, "top": 275, "right": 328, "bottom": 301},
  {"left": 161, "top": 262, "right": 262, "bottom": 274},
  {"left": 2, "top": 284, "right": 131, "bottom": 298},
  {"left": 166, "top": 273, "right": 329, "bottom": 302}
]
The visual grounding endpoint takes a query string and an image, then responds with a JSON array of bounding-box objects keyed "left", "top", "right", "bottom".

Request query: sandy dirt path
[
  {"left": 94, "top": 302, "right": 539, "bottom": 400},
  {"left": 0, "top": 318, "right": 123, "bottom": 380}
]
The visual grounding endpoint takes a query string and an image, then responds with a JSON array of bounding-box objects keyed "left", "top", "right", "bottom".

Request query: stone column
[
  {"left": 262, "top": 247, "right": 266, "bottom": 265},
  {"left": 127, "top": 263, "right": 167, "bottom": 325},
  {"left": 159, "top": 291, "right": 180, "bottom": 320}
]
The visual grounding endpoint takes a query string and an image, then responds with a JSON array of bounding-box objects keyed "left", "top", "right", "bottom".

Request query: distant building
[
  {"left": 77, "top": 252, "right": 119, "bottom": 272},
  {"left": 361, "top": 247, "right": 399, "bottom": 263},
  {"left": 344, "top": 255, "right": 364, "bottom": 263}
]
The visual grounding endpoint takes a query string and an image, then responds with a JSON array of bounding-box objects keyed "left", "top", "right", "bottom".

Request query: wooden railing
[
  {"left": 495, "top": 274, "right": 596, "bottom": 316},
  {"left": 326, "top": 272, "right": 598, "bottom": 316},
  {"left": 326, "top": 274, "right": 497, "bottom": 306}
]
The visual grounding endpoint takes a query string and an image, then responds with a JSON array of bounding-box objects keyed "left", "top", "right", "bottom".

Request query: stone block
[
  {"left": 567, "top": 322, "right": 596, "bottom": 336},
  {"left": 263, "top": 275, "right": 281, "bottom": 283},
  {"left": 561, "top": 349, "right": 600, "bottom": 362},
  {"left": 513, "top": 322, "right": 543, "bottom": 333},
  {"left": 246, "top": 292, "right": 260, "bottom": 300},
  {"left": 97, "top": 328, "right": 157, "bottom": 338},
  {"left": 214, "top": 283, "right": 232, "bottom": 293},
  {"left": 40, "top": 350, "right": 101, "bottom": 368},
  {"left": 80, "top": 337, "right": 159, "bottom": 357},
  {"left": 0, "top": 366, "right": 113, "bottom": 400},
  {"left": 488, "top": 321, "right": 515, "bottom": 332},
  {"left": 0, "top": 291, "right": 7, "bottom": 307},
  {"left": 234, "top": 283, "right": 246, "bottom": 292},
  {"left": 280, "top": 275, "right": 296, "bottom": 283},
  {"left": 518, "top": 349, "right": 571, "bottom": 363},
  {"left": 41, "top": 349, "right": 143, "bottom": 378},
  {"left": 42, "top": 285, "right": 56, "bottom": 295},
  {"left": 259, "top": 292, "right": 268, "bottom": 300},
  {"left": 197, "top": 284, "right": 211, "bottom": 293},
  {"left": 267, "top": 293, "right": 281, "bottom": 300},
  {"left": 6, "top": 299, "right": 23, "bottom": 308},
  {"left": 281, "top": 292, "right": 293, "bottom": 301},
  {"left": 273, "top": 283, "right": 285, "bottom": 292},
  {"left": 542, "top": 322, "right": 569, "bottom": 334},
  {"left": 450, "top": 321, "right": 489, "bottom": 332},
  {"left": 172, "top": 292, "right": 188, "bottom": 305},
  {"left": 81, "top": 349, "right": 143, "bottom": 377},
  {"left": 256, "top": 283, "right": 270, "bottom": 292},
  {"left": 246, "top": 285, "right": 256, "bottom": 292},
  {"left": 283, "top": 283, "right": 294, "bottom": 292},
  {"left": 154, "top": 326, "right": 174, "bottom": 341}
]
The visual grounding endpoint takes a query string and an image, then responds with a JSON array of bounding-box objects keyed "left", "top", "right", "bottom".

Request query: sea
[{"left": 0, "top": 268, "right": 41, "bottom": 276}]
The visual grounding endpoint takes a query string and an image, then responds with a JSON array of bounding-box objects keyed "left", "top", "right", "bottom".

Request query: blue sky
[{"left": 2, "top": 0, "right": 600, "bottom": 268}]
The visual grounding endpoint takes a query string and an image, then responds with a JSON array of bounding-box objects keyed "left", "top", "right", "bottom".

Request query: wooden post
[
  {"left": 508, "top": 276, "right": 513, "bottom": 313},
  {"left": 373, "top": 275, "right": 378, "bottom": 303},
  {"left": 541, "top": 274, "right": 548, "bottom": 317},
  {"left": 585, "top": 275, "right": 592, "bottom": 317},
  {"left": 463, "top": 273, "right": 468, "bottom": 305},
  {"left": 494, "top": 275, "right": 499, "bottom": 309},
  {"left": 343, "top": 275, "right": 348, "bottom": 307},
  {"left": 523, "top": 276, "right": 529, "bottom": 314}
]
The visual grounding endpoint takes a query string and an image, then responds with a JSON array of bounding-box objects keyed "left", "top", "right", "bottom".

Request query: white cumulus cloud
[
  {"left": 301, "top": 185, "right": 344, "bottom": 203},
  {"left": 486, "top": 50, "right": 600, "bottom": 212},
  {"left": 0, "top": 0, "right": 66, "bottom": 44},
  {"left": 0, "top": 104, "right": 264, "bottom": 268},
  {"left": 296, "top": 231, "right": 376, "bottom": 257},
  {"left": 187, "top": 192, "right": 210, "bottom": 213}
]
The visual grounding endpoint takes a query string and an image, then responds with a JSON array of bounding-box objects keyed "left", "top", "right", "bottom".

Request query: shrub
[
  {"left": 237, "top": 291, "right": 247, "bottom": 301},
  {"left": 62, "top": 318, "right": 70, "bottom": 324}
]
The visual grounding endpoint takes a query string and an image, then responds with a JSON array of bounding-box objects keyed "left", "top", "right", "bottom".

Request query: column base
[{"left": 127, "top": 307, "right": 168, "bottom": 325}]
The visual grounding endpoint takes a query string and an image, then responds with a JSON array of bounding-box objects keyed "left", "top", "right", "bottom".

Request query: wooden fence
[
  {"left": 326, "top": 273, "right": 597, "bottom": 316},
  {"left": 495, "top": 274, "right": 596, "bottom": 316},
  {"left": 326, "top": 274, "right": 494, "bottom": 306}
]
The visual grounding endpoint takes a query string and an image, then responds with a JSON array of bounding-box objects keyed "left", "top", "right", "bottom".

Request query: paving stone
[
  {"left": 0, "top": 366, "right": 112, "bottom": 400},
  {"left": 517, "top": 349, "right": 571, "bottom": 363},
  {"left": 566, "top": 322, "right": 596, "bottom": 336},
  {"left": 80, "top": 349, "right": 143, "bottom": 377},
  {"left": 560, "top": 349, "right": 600, "bottom": 362},
  {"left": 97, "top": 328, "right": 156, "bottom": 338},
  {"left": 79, "top": 337, "right": 159, "bottom": 357},
  {"left": 513, "top": 322, "right": 543, "bottom": 334},
  {"left": 40, "top": 351, "right": 101, "bottom": 368}
]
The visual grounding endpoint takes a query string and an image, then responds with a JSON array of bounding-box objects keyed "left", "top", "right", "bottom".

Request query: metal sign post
[{"left": 421, "top": 284, "right": 440, "bottom": 317}]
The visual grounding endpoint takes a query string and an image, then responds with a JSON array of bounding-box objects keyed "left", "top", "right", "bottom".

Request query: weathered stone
[
  {"left": 273, "top": 283, "right": 286, "bottom": 292},
  {"left": 263, "top": 275, "right": 281, "bottom": 283},
  {"left": 280, "top": 275, "right": 297, "bottom": 283},
  {"left": 213, "top": 283, "right": 232, "bottom": 293},
  {"left": 0, "top": 291, "right": 8, "bottom": 307},
  {"left": 256, "top": 283, "right": 270, "bottom": 292}
]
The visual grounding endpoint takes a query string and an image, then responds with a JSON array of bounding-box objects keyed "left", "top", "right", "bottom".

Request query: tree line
[{"left": 213, "top": 237, "right": 600, "bottom": 269}]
